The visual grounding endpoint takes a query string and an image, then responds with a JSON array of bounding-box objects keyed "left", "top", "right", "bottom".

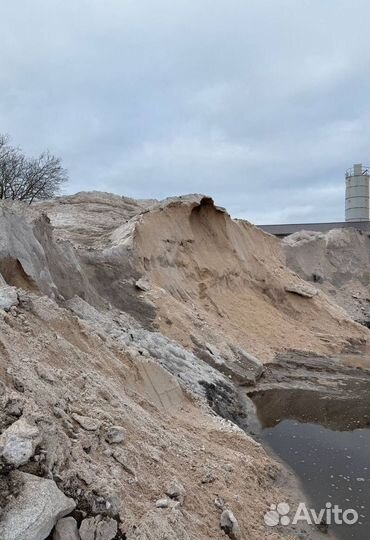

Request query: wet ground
[{"left": 248, "top": 354, "right": 370, "bottom": 540}]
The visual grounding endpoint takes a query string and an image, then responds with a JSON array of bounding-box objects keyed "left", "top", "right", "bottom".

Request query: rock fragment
[
  {"left": 214, "top": 496, "right": 225, "bottom": 510},
  {"left": 5, "top": 396, "right": 24, "bottom": 418},
  {"left": 72, "top": 413, "right": 101, "bottom": 431},
  {"left": 105, "top": 425, "right": 126, "bottom": 444},
  {"left": 53, "top": 516, "right": 80, "bottom": 540},
  {"left": 155, "top": 498, "right": 169, "bottom": 508},
  {"left": 201, "top": 470, "right": 216, "bottom": 484},
  {"left": 285, "top": 284, "right": 317, "bottom": 298},
  {"left": 0, "top": 471, "right": 76, "bottom": 540},
  {"left": 2, "top": 437, "right": 32, "bottom": 468},
  {"left": 220, "top": 509, "right": 241, "bottom": 540},
  {"left": 135, "top": 277, "right": 151, "bottom": 292},
  {"left": 0, "top": 286, "right": 18, "bottom": 311},
  {"left": 36, "top": 364, "right": 56, "bottom": 384},
  {"left": 165, "top": 478, "right": 186, "bottom": 503},
  {"left": 79, "top": 515, "right": 118, "bottom": 540},
  {"left": 0, "top": 417, "right": 40, "bottom": 467}
]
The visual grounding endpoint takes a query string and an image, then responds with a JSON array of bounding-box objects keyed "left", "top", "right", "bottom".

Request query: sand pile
[
  {"left": 283, "top": 228, "right": 370, "bottom": 327},
  {"left": 37, "top": 193, "right": 367, "bottom": 362},
  {"left": 128, "top": 196, "right": 367, "bottom": 361},
  {"left": 0, "top": 203, "right": 300, "bottom": 540},
  {"left": 0, "top": 192, "right": 368, "bottom": 540}
]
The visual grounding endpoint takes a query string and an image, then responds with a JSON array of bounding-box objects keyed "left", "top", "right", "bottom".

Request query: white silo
[{"left": 345, "top": 164, "right": 370, "bottom": 222}]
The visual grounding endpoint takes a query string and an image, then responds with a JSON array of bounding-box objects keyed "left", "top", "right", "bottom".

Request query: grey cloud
[{"left": 0, "top": 0, "right": 369, "bottom": 223}]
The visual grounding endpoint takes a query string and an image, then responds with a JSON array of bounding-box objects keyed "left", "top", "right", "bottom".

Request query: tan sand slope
[
  {"left": 130, "top": 196, "right": 367, "bottom": 361},
  {"left": 36, "top": 193, "right": 368, "bottom": 363}
]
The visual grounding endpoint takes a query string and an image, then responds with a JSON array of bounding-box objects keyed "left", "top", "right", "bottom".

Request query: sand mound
[
  {"left": 0, "top": 192, "right": 367, "bottom": 539},
  {"left": 30, "top": 193, "right": 367, "bottom": 362},
  {"left": 283, "top": 228, "right": 370, "bottom": 327},
  {"left": 128, "top": 196, "right": 367, "bottom": 361}
]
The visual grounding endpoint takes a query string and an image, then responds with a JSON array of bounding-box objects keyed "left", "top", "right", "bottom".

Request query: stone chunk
[
  {"left": 0, "top": 286, "right": 18, "bottom": 311},
  {"left": 79, "top": 516, "right": 118, "bottom": 540},
  {"left": 0, "top": 417, "right": 40, "bottom": 467},
  {"left": 155, "top": 498, "right": 169, "bottom": 508},
  {"left": 36, "top": 364, "right": 56, "bottom": 384},
  {"left": 0, "top": 471, "right": 76, "bottom": 540},
  {"left": 135, "top": 277, "right": 151, "bottom": 292},
  {"left": 2, "top": 437, "right": 32, "bottom": 468},
  {"left": 285, "top": 284, "right": 317, "bottom": 298},
  {"left": 72, "top": 413, "right": 101, "bottom": 431},
  {"left": 53, "top": 516, "right": 80, "bottom": 540},
  {"left": 220, "top": 509, "right": 241, "bottom": 540},
  {"left": 105, "top": 425, "right": 126, "bottom": 444},
  {"left": 165, "top": 478, "right": 186, "bottom": 503}
]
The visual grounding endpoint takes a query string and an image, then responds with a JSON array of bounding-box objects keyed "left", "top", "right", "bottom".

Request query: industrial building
[
  {"left": 345, "top": 164, "right": 370, "bottom": 222},
  {"left": 259, "top": 164, "right": 370, "bottom": 237}
]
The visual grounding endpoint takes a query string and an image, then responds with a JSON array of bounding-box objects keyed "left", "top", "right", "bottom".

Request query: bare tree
[{"left": 0, "top": 134, "right": 67, "bottom": 203}]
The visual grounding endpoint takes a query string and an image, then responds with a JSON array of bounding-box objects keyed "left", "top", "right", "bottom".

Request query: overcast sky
[{"left": 1, "top": 0, "right": 369, "bottom": 224}]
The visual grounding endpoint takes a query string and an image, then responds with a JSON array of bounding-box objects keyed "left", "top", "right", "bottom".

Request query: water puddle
[{"left": 250, "top": 382, "right": 370, "bottom": 540}]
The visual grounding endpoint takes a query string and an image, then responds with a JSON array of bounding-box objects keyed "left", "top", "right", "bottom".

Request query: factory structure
[
  {"left": 345, "top": 164, "right": 370, "bottom": 222},
  {"left": 260, "top": 164, "right": 370, "bottom": 237}
]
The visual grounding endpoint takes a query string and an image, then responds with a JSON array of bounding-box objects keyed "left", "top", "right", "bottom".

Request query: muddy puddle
[{"left": 248, "top": 361, "right": 370, "bottom": 540}]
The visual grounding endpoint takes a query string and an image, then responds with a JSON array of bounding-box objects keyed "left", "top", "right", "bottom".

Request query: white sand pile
[{"left": 283, "top": 228, "right": 370, "bottom": 327}]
